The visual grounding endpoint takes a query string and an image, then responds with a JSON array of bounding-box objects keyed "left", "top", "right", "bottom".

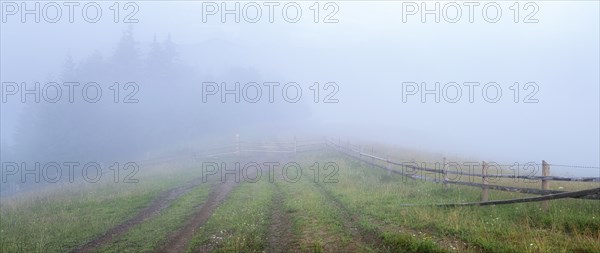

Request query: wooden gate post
[
  {"left": 481, "top": 161, "right": 489, "bottom": 202},
  {"left": 294, "top": 136, "right": 297, "bottom": 154},
  {"left": 387, "top": 155, "right": 391, "bottom": 176},
  {"left": 542, "top": 160, "right": 550, "bottom": 211},
  {"left": 443, "top": 157, "right": 448, "bottom": 191},
  {"left": 371, "top": 147, "right": 375, "bottom": 168},
  {"left": 357, "top": 145, "right": 361, "bottom": 165}
]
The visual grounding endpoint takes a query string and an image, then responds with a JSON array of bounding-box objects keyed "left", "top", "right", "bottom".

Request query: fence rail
[
  {"left": 398, "top": 187, "right": 600, "bottom": 207},
  {"left": 325, "top": 138, "right": 600, "bottom": 206}
]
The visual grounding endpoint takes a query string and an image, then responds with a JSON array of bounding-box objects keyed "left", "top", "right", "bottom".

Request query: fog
[{"left": 1, "top": 0, "right": 599, "bottom": 192}]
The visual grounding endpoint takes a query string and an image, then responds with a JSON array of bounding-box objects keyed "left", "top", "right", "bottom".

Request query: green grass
[
  {"left": 316, "top": 151, "right": 600, "bottom": 252},
  {"left": 186, "top": 179, "right": 274, "bottom": 252},
  {"left": 276, "top": 152, "right": 451, "bottom": 252},
  {"left": 0, "top": 163, "right": 204, "bottom": 252},
  {"left": 276, "top": 171, "right": 375, "bottom": 252},
  {"left": 98, "top": 181, "right": 212, "bottom": 252},
  {"left": 1, "top": 150, "right": 598, "bottom": 252},
  {"left": 0, "top": 186, "right": 157, "bottom": 252}
]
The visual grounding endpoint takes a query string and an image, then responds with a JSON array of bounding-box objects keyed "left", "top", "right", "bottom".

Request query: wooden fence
[{"left": 325, "top": 138, "right": 600, "bottom": 209}]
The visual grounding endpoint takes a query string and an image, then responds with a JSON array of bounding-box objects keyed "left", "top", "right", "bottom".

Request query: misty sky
[{"left": 1, "top": 1, "right": 599, "bottom": 176}]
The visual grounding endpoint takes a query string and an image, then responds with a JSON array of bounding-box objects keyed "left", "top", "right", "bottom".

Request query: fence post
[
  {"left": 387, "top": 155, "right": 391, "bottom": 176},
  {"left": 481, "top": 161, "right": 489, "bottom": 202},
  {"left": 358, "top": 145, "right": 363, "bottom": 166},
  {"left": 443, "top": 157, "right": 448, "bottom": 191},
  {"left": 371, "top": 147, "right": 375, "bottom": 168},
  {"left": 236, "top": 133, "right": 240, "bottom": 156},
  {"left": 542, "top": 160, "right": 550, "bottom": 211},
  {"left": 294, "top": 136, "right": 297, "bottom": 154}
]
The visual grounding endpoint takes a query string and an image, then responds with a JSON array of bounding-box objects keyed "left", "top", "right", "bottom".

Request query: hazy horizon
[{"left": 2, "top": 1, "right": 599, "bottom": 175}]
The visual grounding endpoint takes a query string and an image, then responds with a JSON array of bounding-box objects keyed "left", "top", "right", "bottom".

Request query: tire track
[
  {"left": 313, "top": 183, "right": 390, "bottom": 252},
  {"left": 159, "top": 165, "right": 242, "bottom": 253},
  {"left": 266, "top": 182, "right": 298, "bottom": 253},
  {"left": 71, "top": 176, "right": 207, "bottom": 253},
  {"left": 314, "top": 183, "right": 480, "bottom": 252}
]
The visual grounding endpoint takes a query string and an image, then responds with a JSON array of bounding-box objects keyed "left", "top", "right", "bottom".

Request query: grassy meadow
[{"left": 1, "top": 149, "right": 598, "bottom": 252}]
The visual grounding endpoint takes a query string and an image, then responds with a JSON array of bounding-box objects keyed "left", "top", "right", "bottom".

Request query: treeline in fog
[{"left": 2, "top": 27, "right": 309, "bottom": 195}]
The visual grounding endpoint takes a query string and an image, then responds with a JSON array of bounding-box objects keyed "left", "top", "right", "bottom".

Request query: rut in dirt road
[
  {"left": 71, "top": 176, "right": 207, "bottom": 253},
  {"left": 314, "top": 183, "right": 389, "bottom": 251},
  {"left": 266, "top": 182, "right": 297, "bottom": 253},
  {"left": 162, "top": 157, "right": 289, "bottom": 253},
  {"left": 159, "top": 177, "right": 239, "bottom": 253}
]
